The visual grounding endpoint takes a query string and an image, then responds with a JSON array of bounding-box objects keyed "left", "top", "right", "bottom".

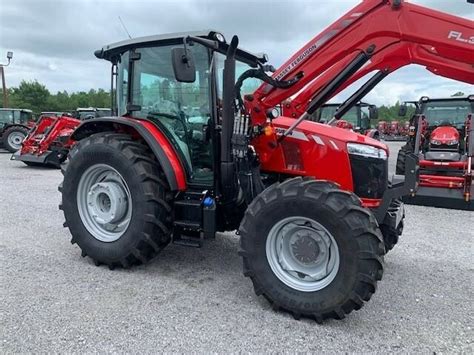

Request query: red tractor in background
[
  {"left": 377, "top": 120, "right": 388, "bottom": 135},
  {"left": 59, "top": 0, "right": 472, "bottom": 322},
  {"left": 0, "top": 108, "right": 35, "bottom": 152},
  {"left": 377, "top": 120, "right": 407, "bottom": 141},
  {"left": 11, "top": 107, "right": 111, "bottom": 167},
  {"left": 399, "top": 120, "right": 410, "bottom": 137},
  {"left": 308, "top": 102, "right": 380, "bottom": 139},
  {"left": 396, "top": 96, "right": 473, "bottom": 210}
]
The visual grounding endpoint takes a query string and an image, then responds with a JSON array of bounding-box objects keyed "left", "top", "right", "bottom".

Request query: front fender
[{"left": 72, "top": 117, "right": 187, "bottom": 191}]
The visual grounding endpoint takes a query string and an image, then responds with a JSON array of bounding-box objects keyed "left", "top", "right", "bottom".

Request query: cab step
[
  {"left": 172, "top": 190, "right": 216, "bottom": 247},
  {"left": 172, "top": 233, "right": 203, "bottom": 248},
  {"left": 173, "top": 220, "right": 201, "bottom": 230}
]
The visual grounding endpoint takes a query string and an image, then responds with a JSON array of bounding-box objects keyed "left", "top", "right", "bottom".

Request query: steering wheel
[
  {"left": 147, "top": 111, "right": 180, "bottom": 120},
  {"left": 147, "top": 111, "right": 189, "bottom": 142},
  {"left": 439, "top": 119, "right": 451, "bottom": 126}
]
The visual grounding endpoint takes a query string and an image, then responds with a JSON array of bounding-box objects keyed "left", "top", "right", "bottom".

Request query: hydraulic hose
[{"left": 235, "top": 69, "right": 304, "bottom": 107}]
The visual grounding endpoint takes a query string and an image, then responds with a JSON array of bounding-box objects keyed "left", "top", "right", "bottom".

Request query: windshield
[
  {"left": 126, "top": 44, "right": 210, "bottom": 122},
  {"left": 215, "top": 53, "right": 262, "bottom": 102},
  {"left": 422, "top": 100, "right": 473, "bottom": 126},
  {"left": 96, "top": 109, "right": 111, "bottom": 117},
  {"left": 78, "top": 111, "right": 96, "bottom": 120},
  {"left": 19, "top": 111, "right": 33, "bottom": 123}
]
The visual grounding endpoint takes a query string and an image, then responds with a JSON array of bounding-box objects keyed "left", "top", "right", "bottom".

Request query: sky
[{"left": 0, "top": 0, "right": 472, "bottom": 106}]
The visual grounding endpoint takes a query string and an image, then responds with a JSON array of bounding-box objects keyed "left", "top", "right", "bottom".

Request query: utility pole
[{"left": 0, "top": 51, "right": 13, "bottom": 108}]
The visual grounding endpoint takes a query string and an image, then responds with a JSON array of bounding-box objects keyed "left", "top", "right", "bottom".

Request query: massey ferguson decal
[
  {"left": 448, "top": 30, "right": 474, "bottom": 45},
  {"left": 274, "top": 14, "right": 360, "bottom": 81},
  {"left": 274, "top": 37, "right": 330, "bottom": 81}
]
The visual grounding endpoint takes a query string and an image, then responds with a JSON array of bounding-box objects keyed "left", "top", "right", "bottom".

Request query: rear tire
[
  {"left": 3, "top": 126, "right": 28, "bottom": 153},
  {"left": 59, "top": 132, "right": 173, "bottom": 269},
  {"left": 239, "top": 178, "right": 384, "bottom": 322}
]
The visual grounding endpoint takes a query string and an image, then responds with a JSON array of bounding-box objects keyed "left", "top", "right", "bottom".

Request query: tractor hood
[
  {"left": 273, "top": 117, "right": 387, "bottom": 151},
  {"left": 258, "top": 117, "right": 389, "bottom": 194},
  {"left": 430, "top": 126, "right": 459, "bottom": 144}
]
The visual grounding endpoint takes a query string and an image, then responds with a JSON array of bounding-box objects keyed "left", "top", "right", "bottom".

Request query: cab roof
[
  {"left": 0, "top": 108, "right": 33, "bottom": 113},
  {"left": 419, "top": 95, "right": 473, "bottom": 102},
  {"left": 94, "top": 30, "right": 267, "bottom": 67}
]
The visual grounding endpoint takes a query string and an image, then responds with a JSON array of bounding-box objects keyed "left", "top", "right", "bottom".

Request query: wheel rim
[
  {"left": 266, "top": 216, "right": 340, "bottom": 292},
  {"left": 77, "top": 164, "right": 132, "bottom": 242},
  {"left": 8, "top": 131, "right": 25, "bottom": 150}
]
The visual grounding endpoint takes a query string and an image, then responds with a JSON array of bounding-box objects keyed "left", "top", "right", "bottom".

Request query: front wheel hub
[{"left": 266, "top": 217, "right": 340, "bottom": 292}]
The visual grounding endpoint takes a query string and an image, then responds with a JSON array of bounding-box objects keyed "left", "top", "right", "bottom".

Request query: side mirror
[
  {"left": 398, "top": 104, "right": 407, "bottom": 117},
  {"left": 368, "top": 105, "right": 378, "bottom": 120},
  {"left": 171, "top": 48, "right": 196, "bottom": 83}
]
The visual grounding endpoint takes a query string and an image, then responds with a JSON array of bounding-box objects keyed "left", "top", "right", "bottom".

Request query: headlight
[
  {"left": 214, "top": 32, "right": 226, "bottom": 43},
  {"left": 447, "top": 140, "right": 458, "bottom": 145},
  {"left": 347, "top": 143, "right": 387, "bottom": 160},
  {"left": 431, "top": 140, "right": 441, "bottom": 145}
]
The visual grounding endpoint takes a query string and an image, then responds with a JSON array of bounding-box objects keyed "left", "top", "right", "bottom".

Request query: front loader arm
[{"left": 250, "top": 0, "right": 474, "bottom": 118}]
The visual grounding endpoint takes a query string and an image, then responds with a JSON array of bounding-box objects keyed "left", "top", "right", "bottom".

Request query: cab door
[{"left": 121, "top": 44, "right": 214, "bottom": 185}]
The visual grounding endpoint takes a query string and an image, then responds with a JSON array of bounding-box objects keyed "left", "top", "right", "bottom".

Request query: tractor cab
[
  {"left": 96, "top": 30, "right": 265, "bottom": 185},
  {"left": 0, "top": 108, "right": 34, "bottom": 126},
  {"left": 400, "top": 96, "right": 474, "bottom": 158},
  {"left": 75, "top": 107, "right": 112, "bottom": 120}
]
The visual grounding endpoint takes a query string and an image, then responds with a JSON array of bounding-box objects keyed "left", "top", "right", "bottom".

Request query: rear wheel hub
[
  {"left": 77, "top": 164, "right": 132, "bottom": 242},
  {"left": 8, "top": 131, "right": 25, "bottom": 150},
  {"left": 87, "top": 181, "right": 128, "bottom": 225}
]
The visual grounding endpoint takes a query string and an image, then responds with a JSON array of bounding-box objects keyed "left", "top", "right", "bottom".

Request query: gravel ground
[{"left": 1, "top": 141, "right": 473, "bottom": 353}]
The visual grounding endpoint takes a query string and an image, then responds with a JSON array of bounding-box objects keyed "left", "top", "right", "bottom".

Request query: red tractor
[
  {"left": 399, "top": 121, "right": 410, "bottom": 137},
  {"left": 396, "top": 96, "right": 474, "bottom": 210},
  {"left": 389, "top": 121, "right": 400, "bottom": 135},
  {"left": 377, "top": 121, "right": 389, "bottom": 135},
  {"left": 59, "top": 0, "right": 472, "bottom": 321},
  {"left": 378, "top": 120, "right": 407, "bottom": 141},
  {"left": 12, "top": 107, "right": 111, "bottom": 167}
]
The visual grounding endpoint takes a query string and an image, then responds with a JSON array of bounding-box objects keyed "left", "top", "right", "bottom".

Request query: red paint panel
[{"left": 131, "top": 119, "right": 187, "bottom": 191}]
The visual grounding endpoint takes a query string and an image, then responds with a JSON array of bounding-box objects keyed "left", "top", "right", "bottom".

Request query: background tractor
[
  {"left": 0, "top": 108, "right": 34, "bottom": 152},
  {"left": 376, "top": 120, "right": 408, "bottom": 141},
  {"left": 396, "top": 95, "right": 473, "bottom": 210},
  {"left": 58, "top": 0, "right": 472, "bottom": 322},
  {"left": 11, "top": 107, "right": 111, "bottom": 167},
  {"left": 310, "top": 102, "right": 380, "bottom": 139}
]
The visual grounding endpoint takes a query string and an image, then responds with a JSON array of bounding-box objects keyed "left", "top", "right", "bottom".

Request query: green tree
[{"left": 8, "top": 80, "right": 50, "bottom": 112}]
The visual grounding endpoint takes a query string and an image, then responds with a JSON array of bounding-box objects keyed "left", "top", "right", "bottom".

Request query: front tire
[
  {"left": 3, "top": 126, "right": 28, "bottom": 152},
  {"left": 396, "top": 147, "right": 407, "bottom": 175},
  {"left": 59, "top": 132, "right": 173, "bottom": 269},
  {"left": 239, "top": 178, "right": 384, "bottom": 322}
]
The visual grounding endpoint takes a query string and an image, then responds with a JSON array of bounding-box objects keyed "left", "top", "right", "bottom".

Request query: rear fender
[{"left": 71, "top": 117, "right": 187, "bottom": 191}]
